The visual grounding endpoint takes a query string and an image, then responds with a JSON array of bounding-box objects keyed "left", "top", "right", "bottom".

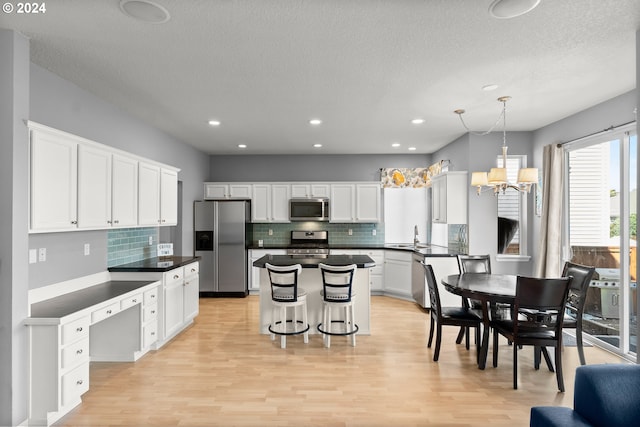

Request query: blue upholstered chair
[{"left": 530, "top": 364, "right": 640, "bottom": 427}]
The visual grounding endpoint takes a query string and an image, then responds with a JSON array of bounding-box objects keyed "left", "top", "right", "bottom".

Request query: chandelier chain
[{"left": 455, "top": 104, "right": 506, "bottom": 136}]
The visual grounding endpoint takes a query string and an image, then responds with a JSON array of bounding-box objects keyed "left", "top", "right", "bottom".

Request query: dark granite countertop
[
  {"left": 253, "top": 254, "right": 375, "bottom": 268},
  {"left": 30, "top": 280, "right": 157, "bottom": 319},
  {"left": 108, "top": 256, "right": 201, "bottom": 272},
  {"left": 247, "top": 243, "right": 463, "bottom": 257}
]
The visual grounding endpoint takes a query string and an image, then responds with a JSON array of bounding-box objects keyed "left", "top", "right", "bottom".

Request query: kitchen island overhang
[{"left": 253, "top": 254, "right": 375, "bottom": 335}]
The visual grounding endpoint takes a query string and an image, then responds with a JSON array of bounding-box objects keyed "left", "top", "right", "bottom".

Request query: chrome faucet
[{"left": 413, "top": 225, "right": 420, "bottom": 245}]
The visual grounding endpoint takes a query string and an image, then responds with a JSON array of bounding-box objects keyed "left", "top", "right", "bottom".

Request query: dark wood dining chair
[
  {"left": 561, "top": 262, "right": 595, "bottom": 365},
  {"left": 491, "top": 275, "right": 572, "bottom": 391},
  {"left": 456, "top": 255, "right": 491, "bottom": 347},
  {"left": 423, "top": 263, "right": 482, "bottom": 362}
]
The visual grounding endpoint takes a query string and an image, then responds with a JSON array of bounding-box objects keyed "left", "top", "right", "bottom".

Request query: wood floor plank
[{"left": 55, "top": 295, "right": 623, "bottom": 427}]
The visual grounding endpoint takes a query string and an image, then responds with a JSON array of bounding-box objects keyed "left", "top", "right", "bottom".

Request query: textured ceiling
[{"left": 1, "top": 0, "right": 638, "bottom": 155}]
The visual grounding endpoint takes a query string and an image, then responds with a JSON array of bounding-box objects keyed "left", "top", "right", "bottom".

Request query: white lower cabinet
[
  {"left": 27, "top": 280, "right": 160, "bottom": 426},
  {"left": 162, "top": 262, "right": 200, "bottom": 342},
  {"left": 363, "top": 250, "right": 385, "bottom": 294},
  {"left": 384, "top": 251, "right": 413, "bottom": 299}
]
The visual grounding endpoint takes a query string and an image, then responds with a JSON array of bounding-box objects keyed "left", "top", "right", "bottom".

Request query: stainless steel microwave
[{"left": 289, "top": 198, "right": 330, "bottom": 221}]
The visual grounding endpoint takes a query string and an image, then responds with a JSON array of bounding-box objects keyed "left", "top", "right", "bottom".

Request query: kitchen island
[{"left": 253, "top": 254, "right": 375, "bottom": 335}]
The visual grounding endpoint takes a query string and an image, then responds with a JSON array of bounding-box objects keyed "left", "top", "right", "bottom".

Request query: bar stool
[
  {"left": 265, "top": 263, "right": 309, "bottom": 349},
  {"left": 317, "top": 263, "right": 358, "bottom": 348}
]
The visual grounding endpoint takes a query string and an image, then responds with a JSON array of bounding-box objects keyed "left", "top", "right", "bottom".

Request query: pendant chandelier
[{"left": 454, "top": 96, "right": 538, "bottom": 195}]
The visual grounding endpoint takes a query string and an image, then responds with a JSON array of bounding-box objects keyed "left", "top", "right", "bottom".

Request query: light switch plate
[
  {"left": 38, "top": 248, "right": 46, "bottom": 262},
  {"left": 29, "top": 249, "right": 37, "bottom": 264},
  {"left": 84, "top": 243, "right": 90, "bottom": 256}
]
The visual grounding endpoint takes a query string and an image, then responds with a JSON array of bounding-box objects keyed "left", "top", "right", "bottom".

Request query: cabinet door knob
[
  {"left": 71, "top": 220, "right": 78, "bottom": 225},
  {"left": 76, "top": 380, "right": 83, "bottom": 385},
  {"left": 76, "top": 327, "right": 83, "bottom": 332},
  {"left": 76, "top": 349, "right": 83, "bottom": 355},
  {"left": 173, "top": 275, "right": 179, "bottom": 279}
]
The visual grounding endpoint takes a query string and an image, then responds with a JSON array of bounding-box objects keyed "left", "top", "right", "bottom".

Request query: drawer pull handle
[
  {"left": 132, "top": 299, "right": 137, "bottom": 303},
  {"left": 151, "top": 332, "right": 155, "bottom": 336},
  {"left": 151, "top": 310, "right": 156, "bottom": 314},
  {"left": 106, "top": 310, "right": 112, "bottom": 314},
  {"left": 151, "top": 294, "right": 156, "bottom": 298},
  {"left": 191, "top": 268, "right": 196, "bottom": 272},
  {"left": 173, "top": 275, "right": 179, "bottom": 279},
  {"left": 76, "top": 349, "right": 83, "bottom": 355},
  {"left": 76, "top": 327, "right": 83, "bottom": 332},
  {"left": 76, "top": 380, "right": 83, "bottom": 385}
]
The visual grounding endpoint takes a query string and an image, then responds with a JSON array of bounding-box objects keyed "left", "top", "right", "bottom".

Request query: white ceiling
[{"left": 1, "top": 0, "right": 638, "bottom": 155}]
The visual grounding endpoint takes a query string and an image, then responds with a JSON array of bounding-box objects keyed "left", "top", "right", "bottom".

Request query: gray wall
[
  {"left": 28, "top": 64, "right": 211, "bottom": 288},
  {"left": 209, "top": 153, "right": 431, "bottom": 182},
  {"left": 0, "top": 29, "right": 30, "bottom": 427}
]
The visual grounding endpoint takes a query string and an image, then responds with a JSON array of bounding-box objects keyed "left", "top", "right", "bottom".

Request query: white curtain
[{"left": 535, "top": 144, "right": 565, "bottom": 277}]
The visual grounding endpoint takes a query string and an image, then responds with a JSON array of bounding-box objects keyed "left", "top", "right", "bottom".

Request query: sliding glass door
[{"left": 564, "top": 125, "right": 636, "bottom": 359}]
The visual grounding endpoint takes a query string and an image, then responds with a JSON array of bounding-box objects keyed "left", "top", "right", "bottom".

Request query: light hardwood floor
[{"left": 56, "top": 295, "right": 624, "bottom": 427}]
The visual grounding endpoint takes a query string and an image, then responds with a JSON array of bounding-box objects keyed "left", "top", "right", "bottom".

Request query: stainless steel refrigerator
[{"left": 194, "top": 200, "right": 250, "bottom": 297}]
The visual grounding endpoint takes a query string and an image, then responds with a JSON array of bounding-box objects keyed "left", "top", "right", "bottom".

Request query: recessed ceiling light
[
  {"left": 482, "top": 84, "right": 499, "bottom": 91},
  {"left": 238, "top": 144, "right": 247, "bottom": 149},
  {"left": 119, "top": 0, "right": 170, "bottom": 24},
  {"left": 208, "top": 120, "right": 221, "bottom": 126},
  {"left": 309, "top": 119, "right": 322, "bottom": 126},
  {"left": 411, "top": 118, "right": 425, "bottom": 125},
  {"left": 488, "top": 0, "right": 541, "bottom": 19},
  {"left": 391, "top": 143, "right": 401, "bottom": 148},
  {"left": 313, "top": 143, "right": 323, "bottom": 148},
  {"left": 408, "top": 147, "right": 417, "bottom": 151}
]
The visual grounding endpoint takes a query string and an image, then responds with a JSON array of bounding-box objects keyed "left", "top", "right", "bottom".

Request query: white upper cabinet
[
  {"left": 160, "top": 168, "right": 178, "bottom": 225},
  {"left": 27, "top": 122, "right": 180, "bottom": 232},
  {"left": 138, "top": 163, "right": 161, "bottom": 226},
  {"left": 204, "top": 183, "right": 252, "bottom": 200},
  {"left": 251, "top": 183, "right": 290, "bottom": 222},
  {"left": 30, "top": 128, "right": 78, "bottom": 231},
  {"left": 111, "top": 155, "right": 139, "bottom": 227},
  {"left": 290, "top": 183, "right": 330, "bottom": 199},
  {"left": 330, "top": 183, "right": 381, "bottom": 223},
  {"left": 330, "top": 184, "right": 355, "bottom": 222},
  {"left": 430, "top": 172, "right": 468, "bottom": 224},
  {"left": 77, "top": 144, "right": 112, "bottom": 229},
  {"left": 355, "top": 183, "right": 381, "bottom": 222}
]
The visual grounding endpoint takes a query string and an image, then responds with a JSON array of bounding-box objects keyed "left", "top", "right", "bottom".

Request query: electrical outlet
[
  {"left": 29, "top": 249, "right": 37, "bottom": 264},
  {"left": 38, "top": 248, "right": 46, "bottom": 262},
  {"left": 268, "top": 229, "right": 273, "bottom": 236},
  {"left": 372, "top": 229, "right": 377, "bottom": 236},
  {"left": 348, "top": 229, "right": 353, "bottom": 236},
  {"left": 148, "top": 236, "right": 153, "bottom": 245},
  {"left": 84, "top": 243, "right": 90, "bottom": 256}
]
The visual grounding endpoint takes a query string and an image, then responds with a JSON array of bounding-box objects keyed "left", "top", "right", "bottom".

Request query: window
[{"left": 497, "top": 155, "right": 528, "bottom": 257}]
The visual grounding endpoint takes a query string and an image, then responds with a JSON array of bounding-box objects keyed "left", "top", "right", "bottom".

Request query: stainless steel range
[{"left": 287, "top": 230, "right": 329, "bottom": 258}]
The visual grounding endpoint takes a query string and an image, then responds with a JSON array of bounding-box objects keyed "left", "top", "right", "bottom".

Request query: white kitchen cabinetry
[
  {"left": 384, "top": 250, "right": 412, "bottom": 300},
  {"left": 204, "top": 183, "right": 252, "bottom": 200},
  {"left": 27, "top": 279, "right": 160, "bottom": 426},
  {"left": 160, "top": 168, "right": 178, "bottom": 225},
  {"left": 28, "top": 122, "right": 179, "bottom": 232},
  {"left": 364, "top": 250, "right": 385, "bottom": 293},
  {"left": 290, "top": 183, "right": 330, "bottom": 199},
  {"left": 162, "top": 262, "right": 199, "bottom": 341},
  {"left": 431, "top": 172, "right": 468, "bottom": 224},
  {"left": 330, "top": 183, "right": 381, "bottom": 223},
  {"left": 248, "top": 249, "right": 286, "bottom": 293},
  {"left": 138, "top": 163, "right": 161, "bottom": 226},
  {"left": 252, "top": 184, "right": 290, "bottom": 222},
  {"left": 111, "top": 154, "right": 139, "bottom": 227},
  {"left": 331, "top": 249, "right": 384, "bottom": 294},
  {"left": 29, "top": 127, "right": 78, "bottom": 231},
  {"left": 138, "top": 163, "right": 178, "bottom": 226},
  {"left": 77, "top": 144, "right": 112, "bottom": 229}
]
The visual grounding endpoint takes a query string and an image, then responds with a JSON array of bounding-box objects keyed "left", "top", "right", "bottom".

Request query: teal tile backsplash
[
  {"left": 251, "top": 223, "right": 384, "bottom": 246},
  {"left": 107, "top": 227, "right": 159, "bottom": 267}
]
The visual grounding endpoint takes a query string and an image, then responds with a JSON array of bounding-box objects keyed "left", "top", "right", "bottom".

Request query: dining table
[{"left": 441, "top": 273, "right": 517, "bottom": 370}]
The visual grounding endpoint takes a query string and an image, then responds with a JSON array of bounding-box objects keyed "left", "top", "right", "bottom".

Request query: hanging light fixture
[{"left": 454, "top": 96, "right": 538, "bottom": 195}]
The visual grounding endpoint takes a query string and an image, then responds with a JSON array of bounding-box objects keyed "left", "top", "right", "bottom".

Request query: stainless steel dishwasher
[{"left": 411, "top": 252, "right": 429, "bottom": 308}]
